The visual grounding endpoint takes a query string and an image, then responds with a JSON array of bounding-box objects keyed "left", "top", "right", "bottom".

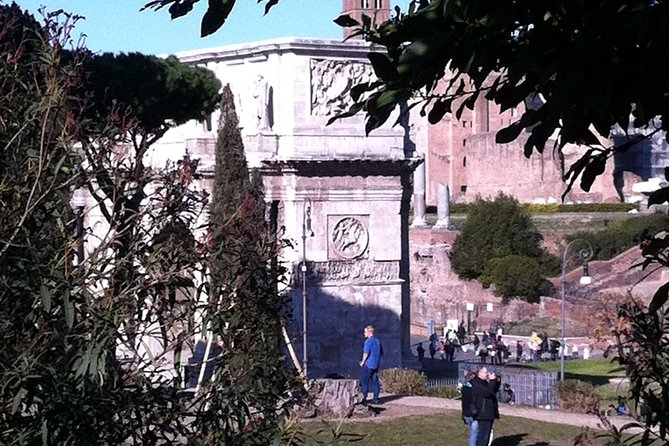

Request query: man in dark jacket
[
  {"left": 461, "top": 369, "right": 478, "bottom": 446},
  {"left": 470, "top": 367, "right": 501, "bottom": 446}
]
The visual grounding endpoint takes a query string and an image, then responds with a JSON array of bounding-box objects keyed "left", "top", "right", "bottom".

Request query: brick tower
[{"left": 342, "top": 0, "right": 391, "bottom": 40}]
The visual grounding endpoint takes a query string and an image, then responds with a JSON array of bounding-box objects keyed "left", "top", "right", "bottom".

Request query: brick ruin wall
[
  {"left": 408, "top": 227, "right": 663, "bottom": 340},
  {"left": 463, "top": 134, "right": 620, "bottom": 203}
]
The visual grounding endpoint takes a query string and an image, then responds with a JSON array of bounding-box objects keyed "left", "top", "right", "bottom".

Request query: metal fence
[
  {"left": 426, "top": 377, "right": 459, "bottom": 389},
  {"left": 457, "top": 362, "right": 559, "bottom": 409}
]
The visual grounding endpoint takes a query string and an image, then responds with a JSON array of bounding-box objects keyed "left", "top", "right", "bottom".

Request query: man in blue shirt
[{"left": 359, "top": 324, "right": 383, "bottom": 404}]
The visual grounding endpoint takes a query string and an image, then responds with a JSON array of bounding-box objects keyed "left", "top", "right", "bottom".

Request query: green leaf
[
  {"left": 361, "top": 13, "right": 371, "bottom": 27},
  {"left": 168, "top": 0, "right": 197, "bottom": 19},
  {"left": 495, "top": 122, "right": 523, "bottom": 144},
  {"left": 579, "top": 155, "right": 606, "bottom": 192},
  {"left": 327, "top": 101, "right": 365, "bottom": 126},
  {"left": 350, "top": 81, "right": 379, "bottom": 102},
  {"left": 649, "top": 281, "right": 669, "bottom": 313},
  {"left": 63, "top": 293, "right": 75, "bottom": 328},
  {"left": 201, "top": 0, "right": 235, "bottom": 37},
  {"left": 41, "top": 420, "right": 48, "bottom": 446},
  {"left": 40, "top": 284, "right": 51, "bottom": 312},
  {"left": 365, "top": 104, "right": 393, "bottom": 135},
  {"left": 263, "top": 0, "right": 278, "bottom": 15},
  {"left": 333, "top": 14, "right": 360, "bottom": 27},
  {"left": 428, "top": 99, "right": 450, "bottom": 124},
  {"left": 11, "top": 387, "right": 27, "bottom": 414},
  {"left": 368, "top": 53, "right": 399, "bottom": 82}
]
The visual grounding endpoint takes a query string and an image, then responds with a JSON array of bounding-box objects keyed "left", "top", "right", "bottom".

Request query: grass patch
[
  {"left": 302, "top": 412, "right": 590, "bottom": 445},
  {"left": 420, "top": 213, "right": 638, "bottom": 234},
  {"left": 519, "top": 359, "right": 625, "bottom": 377}
]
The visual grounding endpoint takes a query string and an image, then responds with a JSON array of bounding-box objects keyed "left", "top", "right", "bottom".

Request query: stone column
[
  {"left": 411, "top": 154, "right": 428, "bottom": 227},
  {"left": 434, "top": 183, "right": 451, "bottom": 228}
]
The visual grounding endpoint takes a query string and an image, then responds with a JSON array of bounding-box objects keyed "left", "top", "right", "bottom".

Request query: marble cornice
[
  {"left": 171, "top": 37, "right": 386, "bottom": 65},
  {"left": 260, "top": 157, "right": 423, "bottom": 177}
]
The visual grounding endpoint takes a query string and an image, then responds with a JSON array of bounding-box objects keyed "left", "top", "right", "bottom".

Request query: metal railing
[
  {"left": 458, "top": 362, "right": 558, "bottom": 408},
  {"left": 426, "top": 377, "right": 459, "bottom": 389}
]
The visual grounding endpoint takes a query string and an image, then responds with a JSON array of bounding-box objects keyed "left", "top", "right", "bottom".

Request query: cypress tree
[{"left": 201, "top": 85, "right": 295, "bottom": 444}]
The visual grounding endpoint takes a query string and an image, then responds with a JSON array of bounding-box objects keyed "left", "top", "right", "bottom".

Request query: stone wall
[
  {"left": 408, "top": 226, "right": 663, "bottom": 341},
  {"left": 464, "top": 134, "right": 619, "bottom": 203},
  {"left": 409, "top": 227, "right": 507, "bottom": 337},
  {"left": 422, "top": 75, "right": 630, "bottom": 206},
  {"left": 294, "top": 283, "right": 403, "bottom": 379}
]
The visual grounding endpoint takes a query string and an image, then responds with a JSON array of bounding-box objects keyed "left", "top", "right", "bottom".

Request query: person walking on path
[
  {"left": 416, "top": 342, "right": 425, "bottom": 362},
  {"left": 461, "top": 369, "right": 478, "bottom": 446},
  {"left": 471, "top": 367, "right": 501, "bottom": 446},
  {"left": 458, "top": 321, "right": 467, "bottom": 344},
  {"left": 359, "top": 324, "right": 383, "bottom": 404}
]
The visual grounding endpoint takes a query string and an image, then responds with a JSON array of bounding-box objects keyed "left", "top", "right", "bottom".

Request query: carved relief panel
[
  {"left": 310, "top": 59, "right": 375, "bottom": 116},
  {"left": 327, "top": 215, "right": 369, "bottom": 260}
]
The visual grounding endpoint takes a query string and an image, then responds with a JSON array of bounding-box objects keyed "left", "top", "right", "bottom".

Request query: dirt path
[{"left": 356, "top": 394, "right": 634, "bottom": 431}]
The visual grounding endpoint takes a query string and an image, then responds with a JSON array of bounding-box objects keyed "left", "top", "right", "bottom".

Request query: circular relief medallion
[{"left": 331, "top": 216, "right": 369, "bottom": 259}]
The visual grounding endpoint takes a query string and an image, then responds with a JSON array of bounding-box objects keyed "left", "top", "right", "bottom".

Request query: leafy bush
[
  {"left": 554, "top": 380, "right": 601, "bottom": 413},
  {"left": 379, "top": 368, "right": 427, "bottom": 395},
  {"left": 480, "top": 255, "right": 549, "bottom": 302},
  {"left": 426, "top": 386, "right": 460, "bottom": 399},
  {"left": 526, "top": 203, "right": 637, "bottom": 213},
  {"left": 565, "top": 214, "right": 669, "bottom": 261},
  {"left": 451, "top": 193, "right": 543, "bottom": 280},
  {"left": 443, "top": 202, "right": 637, "bottom": 214}
]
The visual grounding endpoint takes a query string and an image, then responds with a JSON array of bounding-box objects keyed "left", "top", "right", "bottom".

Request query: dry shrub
[
  {"left": 426, "top": 386, "right": 460, "bottom": 399},
  {"left": 554, "top": 380, "right": 601, "bottom": 413},
  {"left": 379, "top": 368, "right": 427, "bottom": 395}
]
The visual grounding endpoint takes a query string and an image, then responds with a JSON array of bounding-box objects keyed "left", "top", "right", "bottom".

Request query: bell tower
[{"left": 341, "top": 0, "right": 391, "bottom": 40}]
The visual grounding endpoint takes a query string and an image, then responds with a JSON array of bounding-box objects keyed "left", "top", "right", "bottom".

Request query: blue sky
[{"left": 13, "top": 0, "right": 360, "bottom": 55}]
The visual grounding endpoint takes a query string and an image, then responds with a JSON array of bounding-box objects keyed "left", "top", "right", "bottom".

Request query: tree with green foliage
[
  {"left": 450, "top": 194, "right": 550, "bottom": 301},
  {"left": 480, "top": 255, "right": 545, "bottom": 303},
  {"left": 0, "top": 4, "right": 85, "bottom": 442},
  {"left": 566, "top": 214, "right": 669, "bottom": 261},
  {"left": 451, "top": 194, "right": 542, "bottom": 277},
  {"left": 1, "top": 5, "right": 202, "bottom": 444},
  {"left": 76, "top": 50, "right": 220, "bottom": 298},
  {"left": 196, "top": 85, "right": 298, "bottom": 444},
  {"left": 2, "top": 5, "right": 216, "bottom": 444}
]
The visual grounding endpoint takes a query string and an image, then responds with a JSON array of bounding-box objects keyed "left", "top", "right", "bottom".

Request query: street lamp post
[
  {"left": 560, "top": 239, "right": 593, "bottom": 381},
  {"left": 301, "top": 198, "right": 313, "bottom": 378}
]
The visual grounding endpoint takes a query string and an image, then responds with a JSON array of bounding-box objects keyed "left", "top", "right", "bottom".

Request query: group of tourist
[
  {"left": 413, "top": 322, "right": 577, "bottom": 367},
  {"left": 518, "top": 331, "right": 562, "bottom": 362},
  {"left": 472, "top": 331, "right": 508, "bottom": 364},
  {"left": 416, "top": 321, "right": 469, "bottom": 363}
]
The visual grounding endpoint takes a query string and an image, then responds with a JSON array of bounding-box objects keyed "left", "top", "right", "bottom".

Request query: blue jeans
[
  {"left": 360, "top": 366, "right": 380, "bottom": 402},
  {"left": 476, "top": 420, "right": 493, "bottom": 446},
  {"left": 464, "top": 416, "right": 478, "bottom": 446}
]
